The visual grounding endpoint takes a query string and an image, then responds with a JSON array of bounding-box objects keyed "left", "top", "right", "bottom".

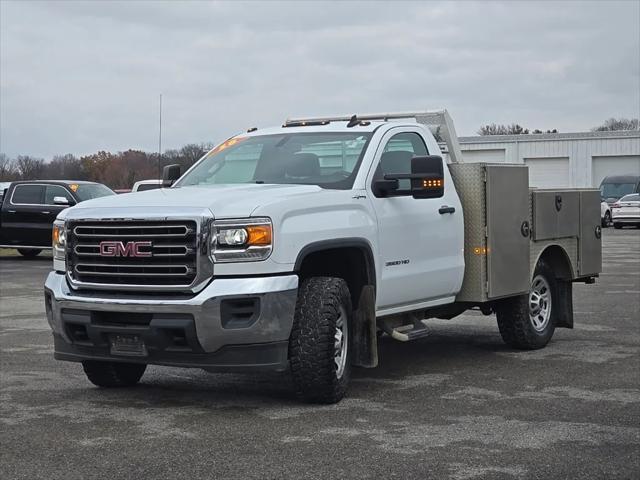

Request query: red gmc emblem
[{"left": 99, "top": 241, "right": 152, "bottom": 257}]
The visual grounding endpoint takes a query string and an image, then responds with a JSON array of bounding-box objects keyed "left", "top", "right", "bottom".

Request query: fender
[
  {"left": 293, "top": 237, "right": 377, "bottom": 288},
  {"left": 534, "top": 244, "right": 575, "bottom": 329},
  {"left": 294, "top": 237, "right": 378, "bottom": 367}
]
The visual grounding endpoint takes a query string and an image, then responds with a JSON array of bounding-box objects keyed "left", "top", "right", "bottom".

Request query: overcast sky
[{"left": 1, "top": 0, "right": 639, "bottom": 159}]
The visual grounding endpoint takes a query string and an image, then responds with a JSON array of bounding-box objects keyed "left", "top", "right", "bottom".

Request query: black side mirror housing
[
  {"left": 372, "top": 178, "right": 399, "bottom": 197},
  {"left": 162, "top": 164, "right": 182, "bottom": 187},
  {"left": 410, "top": 155, "right": 444, "bottom": 199}
]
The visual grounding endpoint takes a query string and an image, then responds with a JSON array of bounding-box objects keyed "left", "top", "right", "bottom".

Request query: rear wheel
[
  {"left": 602, "top": 211, "right": 611, "bottom": 228},
  {"left": 613, "top": 222, "right": 622, "bottom": 229},
  {"left": 496, "top": 259, "right": 557, "bottom": 349},
  {"left": 289, "top": 276, "right": 352, "bottom": 404},
  {"left": 18, "top": 248, "right": 42, "bottom": 257},
  {"left": 82, "top": 361, "right": 146, "bottom": 387}
]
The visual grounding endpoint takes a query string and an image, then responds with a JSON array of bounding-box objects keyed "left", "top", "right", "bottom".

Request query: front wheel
[
  {"left": 289, "top": 277, "right": 352, "bottom": 404},
  {"left": 82, "top": 361, "right": 146, "bottom": 387},
  {"left": 18, "top": 248, "right": 42, "bottom": 257},
  {"left": 496, "top": 259, "right": 557, "bottom": 349}
]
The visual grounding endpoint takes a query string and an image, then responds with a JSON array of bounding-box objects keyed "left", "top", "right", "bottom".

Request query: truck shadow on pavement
[{"left": 58, "top": 328, "right": 515, "bottom": 407}]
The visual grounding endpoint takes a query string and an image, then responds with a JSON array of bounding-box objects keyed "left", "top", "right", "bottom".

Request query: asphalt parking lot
[{"left": 1, "top": 228, "right": 639, "bottom": 480}]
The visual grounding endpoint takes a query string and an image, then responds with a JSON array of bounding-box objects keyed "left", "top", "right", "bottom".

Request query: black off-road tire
[
  {"left": 18, "top": 248, "right": 42, "bottom": 257},
  {"left": 496, "top": 260, "right": 557, "bottom": 350},
  {"left": 613, "top": 222, "right": 622, "bottom": 229},
  {"left": 289, "top": 276, "right": 352, "bottom": 404},
  {"left": 82, "top": 361, "right": 146, "bottom": 387}
]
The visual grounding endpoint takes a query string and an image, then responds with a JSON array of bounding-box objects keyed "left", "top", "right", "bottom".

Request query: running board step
[{"left": 379, "top": 319, "right": 430, "bottom": 342}]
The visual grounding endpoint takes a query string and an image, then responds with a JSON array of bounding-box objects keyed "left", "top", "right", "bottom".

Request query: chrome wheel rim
[
  {"left": 334, "top": 306, "right": 348, "bottom": 379},
  {"left": 529, "top": 275, "right": 552, "bottom": 332}
]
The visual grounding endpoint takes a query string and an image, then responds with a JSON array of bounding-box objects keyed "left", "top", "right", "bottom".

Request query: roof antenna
[{"left": 346, "top": 114, "right": 359, "bottom": 128}]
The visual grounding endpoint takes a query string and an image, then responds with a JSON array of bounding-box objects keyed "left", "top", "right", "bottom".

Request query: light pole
[{"left": 158, "top": 93, "right": 162, "bottom": 179}]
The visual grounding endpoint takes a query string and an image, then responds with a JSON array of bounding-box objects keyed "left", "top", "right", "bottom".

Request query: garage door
[
  {"left": 461, "top": 149, "right": 506, "bottom": 163},
  {"left": 524, "top": 157, "right": 570, "bottom": 188},
  {"left": 592, "top": 156, "right": 640, "bottom": 187}
]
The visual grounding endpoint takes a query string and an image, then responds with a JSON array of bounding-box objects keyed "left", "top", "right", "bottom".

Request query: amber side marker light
[
  {"left": 247, "top": 225, "right": 272, "bottom": 246},
  {"left": 473, "top": 246, "right": 489, "bottom": 255},
  {"left": 422, "top": 179, "right": 443, "bottom": 188}
]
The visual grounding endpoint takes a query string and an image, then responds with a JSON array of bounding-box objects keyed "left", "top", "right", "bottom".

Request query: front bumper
[{"left": 44, "top": 272, "right": 298, "bottom": 372}]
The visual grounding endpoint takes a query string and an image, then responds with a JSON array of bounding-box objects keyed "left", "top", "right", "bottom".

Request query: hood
[{"left": 61, "top": 183, "right": 323, "bottom": 219}]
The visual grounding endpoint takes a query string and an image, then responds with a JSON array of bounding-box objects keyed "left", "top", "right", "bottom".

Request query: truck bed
[{"left": 449, "top": 162, "right": 601, "bottom": 303}]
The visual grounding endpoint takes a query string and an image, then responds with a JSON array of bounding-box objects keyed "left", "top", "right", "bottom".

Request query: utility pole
[{"left": 158, "top": 93, "right": 163, "bottom": 179}]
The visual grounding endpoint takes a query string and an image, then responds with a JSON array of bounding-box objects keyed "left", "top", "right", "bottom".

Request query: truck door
[
  {"left": 1, "top": 184, "right": 46, "bottom": 247},
  {"left": 367, "top": 129, "right": 464, "bottom": 310}
]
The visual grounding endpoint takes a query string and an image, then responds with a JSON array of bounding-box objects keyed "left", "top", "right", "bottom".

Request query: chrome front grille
[{"left": 67, "top": 220, "right": 199, "bottom": 288}]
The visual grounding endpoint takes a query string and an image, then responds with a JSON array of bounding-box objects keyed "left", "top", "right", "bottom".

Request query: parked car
[
  {"left": 0, "top": 180, "right": 115, "bottom": 256},
  {"left": 44, "top": 110, "right": 602, "bottom": 403},
  {"left": 611, "top": 193, "right": 640, "bottom": 229},
  {"left": 599, "top": 175, "right": 640, "bottom": 204},
  {"left": 132, "top": 179, "right": 163, "bottom": 192},
  {"left": 601, "top": 201, "right": 611, "bottom": 227}
]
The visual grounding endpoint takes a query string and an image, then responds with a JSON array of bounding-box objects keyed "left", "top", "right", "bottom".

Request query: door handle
[
  {"left": 41, "top": 211, "right": 50, "bottom": 214},
  {"left": 439, "top": 206, "right": 455, "bottom": 215},
  {"left": 8, "top": 210, "right": 17, "bottom": 213}
]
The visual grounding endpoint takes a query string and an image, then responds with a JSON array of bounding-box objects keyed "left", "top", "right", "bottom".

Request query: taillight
[{"left": 612, "top": 203, "right": 621, "bottom": 209}]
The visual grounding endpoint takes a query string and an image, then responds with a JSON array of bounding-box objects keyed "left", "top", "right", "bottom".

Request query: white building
[{"left": 457, "top": 130, "right": 640, "bottom": 188}]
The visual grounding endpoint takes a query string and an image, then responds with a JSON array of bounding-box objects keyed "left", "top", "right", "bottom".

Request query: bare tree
[
  {"left": 478, "top": 123, "right": 530, "bottom": 135},
  {"left": 45, "top": 154, "right": 85, "bottom": 180},
  {"left": 15, "top": 155, "right": 45, "bottom": 180},
  {"left": 592, "top": 118, "right": 639, "bottom": 131},
  {"left": 180, "top": 144, "right": 208, "bottom": 167},
  {"left": 0, "top": 153, "right": 19, "bottom": 181},
  {"left": 477, "top": 123, "right": 561, "bottom": 135},
  {"left": 3, "top": 140, "right": 215, "bottom": 188}
]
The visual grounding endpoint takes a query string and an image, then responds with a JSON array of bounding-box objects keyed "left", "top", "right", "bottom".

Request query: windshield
[
  {"left": 600, "top": 182, "right": 636, "bottom": 200},
  {"left": 176, "top": 132, "right": 372, "bottom": 189},
  {"left": 75, "top": 184, "right": 116, "bottom": 201}
]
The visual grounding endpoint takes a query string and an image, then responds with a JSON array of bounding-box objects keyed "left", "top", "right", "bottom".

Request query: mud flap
[
  {"left": 555, "top": 280, "right": 574, "bottom": 329},
  {"left": 351, "top": 285, "right": 378, "bottom": 368}
]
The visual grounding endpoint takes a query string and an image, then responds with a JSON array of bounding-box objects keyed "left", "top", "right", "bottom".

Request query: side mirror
[
  {"left": 162, "top": 164, "right": 182, "bottom": 187},
  {"left": 410, "top": 155, "right": 444, "bottom": 199},
  {"left": 372, "top": 178, "right": 399, "bottom": 197},
  {"left": 53, "top": 196, "right": 70, "bottom": 205}
]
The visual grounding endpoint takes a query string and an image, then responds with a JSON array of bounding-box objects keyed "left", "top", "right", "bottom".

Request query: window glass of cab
[
  {"left": 44, "top": 185, "right": 72, "bottom": 205},
  {"left": 376, "top": 132, "right": 429, "bottom": 191},
  {"left": 11, "top": 184, "right": 45, "bottom": 204}
]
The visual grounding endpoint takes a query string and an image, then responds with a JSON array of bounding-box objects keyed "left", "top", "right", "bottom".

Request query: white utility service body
[{"left": 44, "top": 111, "right": 601, "bottom": 403}]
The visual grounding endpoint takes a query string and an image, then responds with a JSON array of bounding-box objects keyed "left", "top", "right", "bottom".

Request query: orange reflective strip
[{"left": 207, "top": 136, "right": 247, "bottom": 157}]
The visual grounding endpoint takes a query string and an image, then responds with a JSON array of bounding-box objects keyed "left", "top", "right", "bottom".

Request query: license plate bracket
[{"left": 109, "top": 334, "right": 147, "bottom": 357}]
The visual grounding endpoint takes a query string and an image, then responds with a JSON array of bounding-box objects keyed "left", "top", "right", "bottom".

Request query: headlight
[
  {"left": 52, "top": 221, "right": 67, "bottom": 272},
  {"left": 212, "top": 218, "right": 272, "bottom": 262}
]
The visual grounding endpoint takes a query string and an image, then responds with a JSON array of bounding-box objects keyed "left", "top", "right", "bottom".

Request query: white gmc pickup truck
[{"left": 45, "top": 111, "right": 602, "bottom": 403}]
